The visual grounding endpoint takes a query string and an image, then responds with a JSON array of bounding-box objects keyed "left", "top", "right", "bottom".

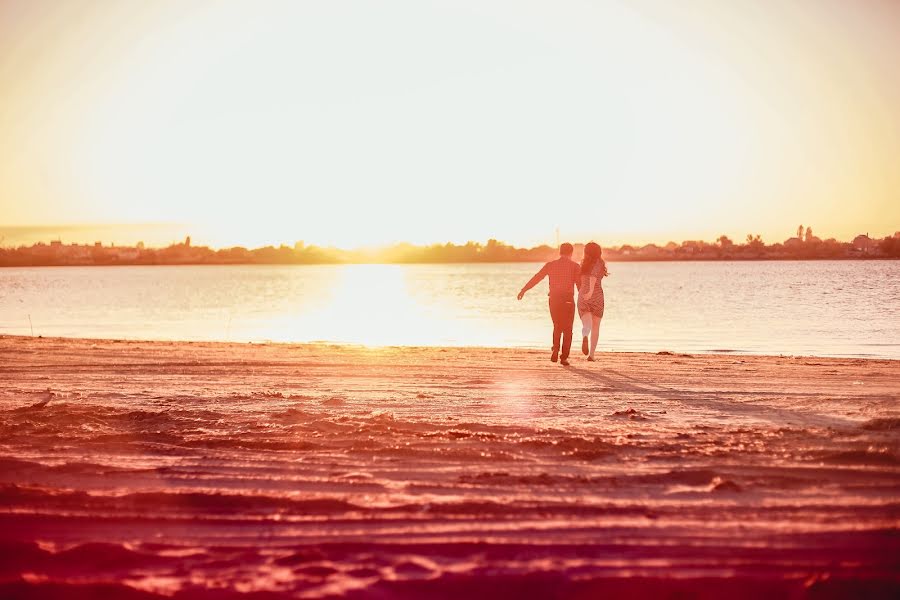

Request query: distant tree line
[{"left": 1, "top": 231, "right": 898, "bottom": 267}]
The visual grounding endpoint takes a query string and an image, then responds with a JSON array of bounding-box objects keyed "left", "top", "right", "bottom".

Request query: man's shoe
[
  {"left": 582, "top": 337, "right": 589, "bottom": 355},
  {"left": 550, "top": 349, "right": 559, "bottom": 363},
  {"left": 560, "top": 358, "right": 570, "bottom": 366}
]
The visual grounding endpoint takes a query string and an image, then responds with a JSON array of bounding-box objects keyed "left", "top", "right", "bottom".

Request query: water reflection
[{"left": 261, "top": 265, "right": 455, "bottom": 346}]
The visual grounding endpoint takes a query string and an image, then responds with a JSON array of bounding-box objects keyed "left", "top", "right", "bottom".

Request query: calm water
[{"left": 0, "top": 262, "right": 898, "bottom": 358}]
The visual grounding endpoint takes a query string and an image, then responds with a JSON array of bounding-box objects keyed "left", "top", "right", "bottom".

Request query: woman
[{"left": 577, "top": 242, "right": 608, "bottom": 361}]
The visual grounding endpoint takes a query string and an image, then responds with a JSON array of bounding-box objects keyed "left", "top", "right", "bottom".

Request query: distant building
[
  {"left": 784, "top": 237, "right": 803, "bottom": 249},
  {"left": 185, "top": 236, "right": 191, "bottom": 247},
  {"left": 680, "top": 240, "right": 705, "bottom": 254},
  {"left": 114, "top": 248, "right": 139, "bottom": 261},
  {"left": 853, "top": 234, "right": 873, "bottom": 252}
]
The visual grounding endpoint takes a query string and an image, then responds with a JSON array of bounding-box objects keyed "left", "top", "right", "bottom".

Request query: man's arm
[
  {"left": 574, "top": 263, "right": 582, "bottom": 291},
  {"left": 517, "top": 264, "right": 548, "bottom": 300}
]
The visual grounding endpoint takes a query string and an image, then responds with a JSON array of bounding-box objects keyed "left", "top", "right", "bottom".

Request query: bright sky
[{"left": 2, "top": 0, "right": 898, "bottom": 249}]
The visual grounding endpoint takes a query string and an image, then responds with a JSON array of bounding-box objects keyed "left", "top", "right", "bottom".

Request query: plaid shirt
[{"left": 521, "top": 257, "right": 581, "bottom": 299}]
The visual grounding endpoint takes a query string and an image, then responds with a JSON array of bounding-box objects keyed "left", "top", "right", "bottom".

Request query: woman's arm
[{"left": 583, "top": 276, "right": 596, "bottom": 299}]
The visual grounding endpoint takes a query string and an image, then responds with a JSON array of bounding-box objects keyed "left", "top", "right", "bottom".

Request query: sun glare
[{"left": 253, "top": 265, "right": 451, "bottom": 347}]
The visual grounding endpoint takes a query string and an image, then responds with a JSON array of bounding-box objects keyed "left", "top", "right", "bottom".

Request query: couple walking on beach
[{"left": 517, "top": 242, "right": 607, "bottom": 366}]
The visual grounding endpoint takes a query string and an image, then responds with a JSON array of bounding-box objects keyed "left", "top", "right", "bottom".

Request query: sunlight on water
[
  {"left": 258, "top": 264, "right": 483, "bottom": 347},
  {"left": 0, "top": 261, "right": 898, "bottom": 358}
]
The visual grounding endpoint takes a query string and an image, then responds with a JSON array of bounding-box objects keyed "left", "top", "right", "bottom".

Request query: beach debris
[
  {"left": 369, "top": 410, "right": 394, "bottom": 423},
  {"left": 710, "top": 477, "right": 743, "bottom": 493},
  {"left": 25, "top": 388, "right": 54, "bottom": 410},
  {"left": 611, "top": 408, "right": 646, "bottom": 420},
  {"left": 322, "top": 396, "right": 346, "bottom": 407}
]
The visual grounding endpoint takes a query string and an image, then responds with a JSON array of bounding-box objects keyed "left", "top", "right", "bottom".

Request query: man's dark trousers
[{"left": 549, "top": 295, "right": 575, "bottom": 359}]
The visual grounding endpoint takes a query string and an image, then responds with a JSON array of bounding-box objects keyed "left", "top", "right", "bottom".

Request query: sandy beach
[{"left": 0, "top": 335, "right": 897, "bottom": 599}]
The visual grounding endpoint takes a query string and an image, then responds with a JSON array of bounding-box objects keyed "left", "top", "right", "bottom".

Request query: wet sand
[{"left": 0, "top": 335, "right": 897, "bottom": 599}]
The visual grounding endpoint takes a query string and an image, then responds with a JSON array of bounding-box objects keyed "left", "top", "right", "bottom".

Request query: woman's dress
[{"left": 577, "top": 262, "right": 605, "bottom": 319}]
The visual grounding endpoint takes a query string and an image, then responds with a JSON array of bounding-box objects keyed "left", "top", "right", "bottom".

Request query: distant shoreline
[
  {"left": 1, "top": 256, "right": 897, "bottom": 267},
  {"left": 2, "top": 334, "right": 896, "bottom": 362},
  {"left": 3, "top": 233, "right": 898, "bottom": 266},
  {"left": 2, "top": 332, "right": 898, "bottom": 361}
]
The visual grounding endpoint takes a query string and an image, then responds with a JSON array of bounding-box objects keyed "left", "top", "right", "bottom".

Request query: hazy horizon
[{"left": 1, "top": 221, "right": 896, "bottom": 252}]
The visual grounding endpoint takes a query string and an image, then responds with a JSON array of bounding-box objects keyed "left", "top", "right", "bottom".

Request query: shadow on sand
[{"left": 567, "top": 365, "right": 858, "bottom": 429}]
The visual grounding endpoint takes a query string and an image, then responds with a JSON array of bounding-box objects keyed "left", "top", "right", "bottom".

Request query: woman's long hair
[{"left": 581, "top": 242, "right": 607, "bottom": 277}]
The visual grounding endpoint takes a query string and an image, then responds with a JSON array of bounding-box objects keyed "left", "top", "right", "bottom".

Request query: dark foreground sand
[{"left": 0, "top": 336, "right": 897, "bottom": 599}]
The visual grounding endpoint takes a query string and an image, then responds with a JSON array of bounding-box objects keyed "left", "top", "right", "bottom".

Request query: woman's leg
[
  {"left": 579, "top": 309, "right": 591, "bottom": 355},
  {"left": 580, "top": 310, "right": 591, "bottom": 338},
  {"left": 588, "top": 314, "right": 601, "bottom": 358}
]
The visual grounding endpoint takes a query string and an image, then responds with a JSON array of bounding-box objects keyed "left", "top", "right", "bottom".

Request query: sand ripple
[{"left": 0, "top": 337, "right": 898, "bottom": 598}]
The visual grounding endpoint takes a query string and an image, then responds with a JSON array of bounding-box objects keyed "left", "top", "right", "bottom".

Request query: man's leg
[
  {"left": 549, "top": 298, "right": 562, "bottom": 361},
  {"left": 560, "top": 298, "right": 575, "bottom": 360}
]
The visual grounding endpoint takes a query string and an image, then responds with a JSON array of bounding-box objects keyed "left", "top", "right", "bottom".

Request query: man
[{"left": 517, "top": 243, "right": 581, "bottom": 365}]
